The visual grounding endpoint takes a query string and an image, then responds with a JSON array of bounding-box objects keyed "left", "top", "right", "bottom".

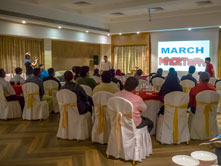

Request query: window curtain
[
  {"left": 218, "top": 31, "right": 221, "bottom": 78},
  {"left": 114, "top": 45, "right": 147, "bottom": 74},
  {"left": 0, "top": 36, "right": 44, "bottom": 73}
]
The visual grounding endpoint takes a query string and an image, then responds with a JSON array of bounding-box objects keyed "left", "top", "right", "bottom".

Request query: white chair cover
[
  {"left": 43, "top": 80, "right": 59, "bottom": 113},
  {"left": 152, "top": 77, "right": 165, "bottom": 92},
  {"left": 209, "top": 77, "right": 217, "bottom": 87},
  {"left": 106, "top": 97, "right": 152, "bottom": 162},
  {"left": 0, "top": 85, "right": 22, "bottom": 119},
  {"left": 138, "top": 79, "right": 148, "bottom": 90},
  {"left": 180, "top": 80, "right": 195, "bottom": 94},
  {"left": 80, "top": 85, "right": 92, "bottom": 96},
  {"left": 156, "top": 91, "right": 190, "bottom": 144},
  {"left": 92, "top": 91, "right": 113, "bottom": 144},
  {"left": 189, "top": 90, "right": 220, "bottom": 140},
  {"left": 22, "top": 83, "right": 49, "bottom": 120},
  {"left": 90, "top": 76, "right": 100, "bottom": 83},
  {"left": 216, "top": 81, "right": 221, "bottom": 113},
  {"left": 142, "top": 100, "right": 163, "bottom": 135},
  {"left": 56, "top": 89, "right": 92, "bottom": 140}
]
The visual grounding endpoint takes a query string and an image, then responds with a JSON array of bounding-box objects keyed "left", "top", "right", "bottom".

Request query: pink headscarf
[{"left": 116, "top": 69, "right": 122, "bottom": 76}]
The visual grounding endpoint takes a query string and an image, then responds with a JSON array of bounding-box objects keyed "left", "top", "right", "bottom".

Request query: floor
[{"left": 0, "top": 114, "right": 220, "bottom": 166}]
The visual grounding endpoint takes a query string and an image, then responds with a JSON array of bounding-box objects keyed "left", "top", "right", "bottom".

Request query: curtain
[
  {"left": 218, "top": 31, "right": 221, "bottom": 78},
  {"left": 0, "top": 36, "right": 44, "bottom": 73},
  {"left": 114, "top": 45, "right": 147, "bottom": 74}
]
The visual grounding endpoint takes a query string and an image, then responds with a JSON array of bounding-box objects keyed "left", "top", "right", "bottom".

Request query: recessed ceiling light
[
  {"left": 58, "top": 26, "right": 62, "bottom": 29},
  {"left": 219, "top": 26, "right": 221, "bottom": 29},
  {"left": 119, "top": 33, "right": 122, "bottom": 35},
  {"left": 137, "top": 32, "right": 140, "bottom": 34},
  {"left": 86, "top": 30, "right": 89, "bottom": 33},
  {"left": 107, "top": 34, "right": 110, "bottom": 36},
  {"left": 188, "top": 28, "right": 192, "bottom": 31},
  {"left": 22, "top": 20, "right": 26, "bottom": 24}
]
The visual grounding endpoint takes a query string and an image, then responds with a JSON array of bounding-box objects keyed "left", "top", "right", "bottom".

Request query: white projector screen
[{"left": 158, "top": 40, "right": 210, "bottom": 71}]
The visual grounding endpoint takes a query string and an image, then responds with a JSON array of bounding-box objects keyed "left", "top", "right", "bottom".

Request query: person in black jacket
[
  {"left": 109, "top": 69, "right": 124, "bottom": 90},
  {"left": 61, "top": 71, "right": 93, "bottom": 114},
  {"left": 150, "top": 68, "right": 164, "bottom": 84}
]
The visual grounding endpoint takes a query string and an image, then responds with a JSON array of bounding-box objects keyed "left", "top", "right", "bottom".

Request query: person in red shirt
[
  {"left": 205, "top": 57, "right": 215, "bottom": 77},
  {"left": 189, "top": 72, "right": 216, "bottom": 113}
]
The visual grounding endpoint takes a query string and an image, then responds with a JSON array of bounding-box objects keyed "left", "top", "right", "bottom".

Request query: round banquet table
[
  {"left": 133, "top": 89, "right": 163, "bottom": 102},
  {"left": 12, "top": 84, "right": 23, "bottom": 96}
]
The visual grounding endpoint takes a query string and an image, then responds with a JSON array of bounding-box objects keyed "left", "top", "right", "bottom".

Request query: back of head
[
  {"left": 101, "top": 71, "right": 112, "bottom": 83},
  {"left": 116, "top": 69, "right": 122, "bottom": 76},
  {"left": 165, "top": 70, "right": 179, "bottom": 86},
  {"left": 135, "top": 69, "right": 143, "bottom": 76},
  {"left": 169, "top": 67, "right": 175, "bottom": 72},
  {"left": 64, "top": 71, "right": 73, "bottom": 82},
  {"left": 188, "top": 66, "right": 196, "bottom": 74},
  {"left": 200, "top": 72, "right": 210, "bottom": 83},
  {"left": 94, "top": 68, "right": 99, "bottom": 75},
  {"left": 72, "top": 66, "right": 80, "bottom": 74},
  {"left": 15, "top": 67, "right": 22, "bottom": 75},
  {"left": 205, "top": 57, "right": 211, "bottom": 62},
  {"left": 0, "top": 68, "right": 5, "bottom": 78},
  {"left": 125, "top": 77, "right": 139, "bottom": 91},
  {"left": 33, "top": 68, "right": 41, "bottom": 77},
  {"left": 80, "top": 66, "right": 89, "bottom": 77},
  {"left": 48, "top": 68, "right": 55, "bottom": 76},
  {"left": 25, "top": 52, "right": 30, "bottom": 59},
  {"left": 157, "top": 68, "right": 163, "bottom": 76},
  {"left": 109, "top": 69, "right": 115, "bottom": 78}
]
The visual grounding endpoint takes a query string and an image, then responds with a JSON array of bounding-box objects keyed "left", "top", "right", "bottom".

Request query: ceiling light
[
  {"left": 188, "top": 28, "right": 192, "bottom": 31},
  {"left": 58, "top": 26, "right": 62, "bottom": 29},
  {"left": 219, "top": 26, "right": 221, "bottom": 29},
  {"left": 107, "top": 34, "right": 110, "bottom": 36},
  {"left": 119, "top": 33, "right": 122, "bottom": 35},
  {"left": 80, "top": 39, "right": 85, "bottom": 42},
  {"left": 86, "top": 30, "right": 89, "bottom": 33},
  {"left": 137, "top": 32, "right": 140, "bottom": 34},
  {"left": 22, "top": 20, "right": 26, "bottom": 24}
]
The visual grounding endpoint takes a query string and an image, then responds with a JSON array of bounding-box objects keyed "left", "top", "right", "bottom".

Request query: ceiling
[{"left": 0, "top": 0, "right": 221, "bottom": 33}]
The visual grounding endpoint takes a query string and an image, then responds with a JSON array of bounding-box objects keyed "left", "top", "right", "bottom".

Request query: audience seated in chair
[
  {"left": 158, "top": 70, "right": 183, "bottom": 115},
  {"left": 76, "top": 66, "right": 96, "bottom": 90},
  {"left": 189, "top": 72, "right": 216, "bottom": 114},
  {"left": 181, "top": 66, "right": 197, "bottom": 85},
  {"left": 0, "top": 68, "right": 24, "bottom": 109},
  {"left": 93, "top": 71, "right": 120, "bottom": 95},
  {"left": 39, "top": 64, "right": 49, "bottom": 81},
  {"left": 61, "top": 71, "right": 93, "bottom": 114},
  {"left": 115, "top": 69, "right": 123, "bottom": 76},
  {"left": 93, "top": 68, "right": 100, "bottom": 77},
  {"left": 150, "top": 68, "right": 164, "bottom": 84},
  {"left": 10, "top": 67, "right": 25, "bottom": 83},
  {"left": 114, "top": 77, "right": 153, "bottom": 132},
  {"left": 43, "top": 68, "right": 61, "bottom": 89},
  {"left": 72, "top": 66, "right": 80, "bottom": 80},
  {"left": 109, "top": 69, "right": 124, "bottom": 90},
  {"left": 134, "top": 69, "right": 146, "bottom": 80}
]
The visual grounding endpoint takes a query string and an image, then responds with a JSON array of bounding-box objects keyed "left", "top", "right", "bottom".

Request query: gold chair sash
[
  {"left": 182, "top": 87, "right": 192, "bottom": 93},
  {"left": 108, "top": 110, "right": 132, "bottom": 151},
  {"left": 95, "top": 104, "right": 107, "bottom": 134},
  {"left": 59, "top": 103, "right": 77, "bottom": 128},
  {"left": 196, "top": 101, "right": 218, "bottom": 137},
  {"left": 45, "top": 87, "right": 58, "bottom": 96},
  {"left": 27, "top": 92, "right": 39, "bottom": 109},
  {"left": 165, "top": 103, "right": 188, "bottom": 143}
]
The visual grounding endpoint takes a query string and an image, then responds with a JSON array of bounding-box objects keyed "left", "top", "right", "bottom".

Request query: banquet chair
[
  {"left": 209, "top": 77, "right": 217, "bottom": 87},
  {"left": 180, "top": 80, "right": 195, "bottom": 94},
  {"left": 43, "top": 80, "right": 59, "bottom": 113},
  {"left": 216, "top": 81, "right": 221, "bottom": 113},
  {"left": 80, "top": 85, "right": 92, "bottom": 96},
  {"left": 138, "top": 79, "right": 148, "bottom": 90},
  {"left": 142, "top": 100, "right": 163, "bottom": 135},
  {"left": 90, "top": 75, "right": 100, "bottom": 84},
  {"left": 0, "top": 85, "right": 22, "bottom": 120},
  {"left": 56, "top": 89, "right": 92, "bottom": 140},
  {"left": 92, "top": 91, "right": 113, "bottom": 144},
  {"left": 156, "top": 91, "right": 190, "bottom": 144},
  {"left": 106, "top": 97, "right": 152, "bottom": 163},
  {"left": 152, "top": 77, "right": 164, "bottom": 92},
  {"left": 189, "top": 90, "right": 220, "bottom": 140},
  {"left": 22, "top": 83, "right": 49, "bottom": 120},
  {"left": 115, "top": 75, "right": 123, "bottom": 81}
]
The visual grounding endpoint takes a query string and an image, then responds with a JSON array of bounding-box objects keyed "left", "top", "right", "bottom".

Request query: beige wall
[{"left": 52, "top": 40, "right": 100, "bottom": 71}]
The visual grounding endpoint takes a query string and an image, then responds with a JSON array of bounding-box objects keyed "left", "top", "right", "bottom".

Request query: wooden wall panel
[
  {"left": 218, "top": 31, "right": 221, "bottom": 78},
  {"left": 52, "top": 40, "right": 100, "bottom": 71},
  {"left": 111, "top": 33, "right": 150, "bottom": 73}
]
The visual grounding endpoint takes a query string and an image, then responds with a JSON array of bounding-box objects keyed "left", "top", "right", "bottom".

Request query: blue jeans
[{"left": 215, "top": 148, "right": 221, "bottom": 165}]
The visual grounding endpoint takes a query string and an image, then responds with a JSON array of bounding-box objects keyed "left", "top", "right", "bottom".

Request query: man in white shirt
[
  {"left": 0, "top": 69, "right": 24, "bottom": 109},
  {"left": 100, "top": 56, "right": 112, "bottom": 72}
]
